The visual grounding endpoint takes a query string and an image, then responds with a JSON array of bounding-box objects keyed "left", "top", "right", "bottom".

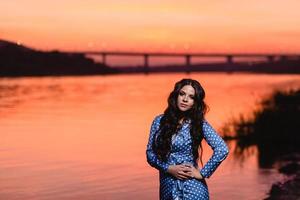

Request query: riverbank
[
  {"left": 222, "top": 88, "right": 300, "bottom": 199},
  {"left": 265, "top": 158, "right": 300, "bottom": 200}
]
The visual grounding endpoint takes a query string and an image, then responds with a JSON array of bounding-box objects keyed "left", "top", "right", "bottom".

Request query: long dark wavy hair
[{"left": 152, "top": 78, "right": 209, "bottom": 165}]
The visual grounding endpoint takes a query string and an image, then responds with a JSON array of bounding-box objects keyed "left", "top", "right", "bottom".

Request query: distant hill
[{"left": 0, "top": 39, "right": 119, "bottom": 77}]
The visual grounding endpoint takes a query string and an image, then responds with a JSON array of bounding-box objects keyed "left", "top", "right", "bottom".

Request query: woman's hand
[
  {"left": 182, "top": 163, "right": 204, "bottom": 180},
  {"left": 167, "top": 164, "right": 192, "bottom": 180}
]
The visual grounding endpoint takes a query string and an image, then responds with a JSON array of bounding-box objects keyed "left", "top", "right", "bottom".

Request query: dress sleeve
[
  {"left": 199, "top": 120, "right": 229, "bottom": 178},
  {"left": 146, "top": 115, "right": 169, "bottom": 172}
]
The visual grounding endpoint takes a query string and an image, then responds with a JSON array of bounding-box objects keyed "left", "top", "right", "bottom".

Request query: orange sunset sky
[{"left": 1, "top": 0, "right": 300, "bottom": 53}]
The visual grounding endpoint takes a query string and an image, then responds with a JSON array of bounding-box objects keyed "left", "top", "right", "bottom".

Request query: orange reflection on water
[{"left": 0, "top": 72, "right": 299, "bottom": 199}]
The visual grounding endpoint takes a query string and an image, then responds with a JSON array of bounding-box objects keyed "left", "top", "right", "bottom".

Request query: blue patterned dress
[{"left": 146, "top": 114, "right": 229, "bottom": 200}]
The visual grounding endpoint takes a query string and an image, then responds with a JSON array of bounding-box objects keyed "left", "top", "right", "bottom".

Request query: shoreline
[
  {"left": 264, "top": 157, "right": 300, "bottom": 200},
  {"left": 222, "top": 88, "right": 300, "bottom": 199}
]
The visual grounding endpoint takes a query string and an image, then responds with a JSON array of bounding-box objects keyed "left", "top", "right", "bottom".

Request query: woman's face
[{"left": 177, "top": 85, "right": 195, "bottom": 112}]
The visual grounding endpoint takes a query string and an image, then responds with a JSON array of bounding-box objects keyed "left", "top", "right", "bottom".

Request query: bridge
[{"left": 72, "top": 51, "right": 300, "bottom": 73}]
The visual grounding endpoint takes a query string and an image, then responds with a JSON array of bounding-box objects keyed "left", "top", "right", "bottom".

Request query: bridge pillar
[
  {"left": 185, "top": 55, "right": 191, "bottom": 74},
  {"left": 227, "top": 55, "right": 233, "bottom": 64},
  {"left": 280, "top": 55, "right": 287, "bottom": 61},
  {"left": 144, "top": 54, "right": 149, "bottom": 74},
  {"left": 102, "top": 53, "right": 107, "bottom": 65},
  {"left": 267, "top": 55, "right": 275, "bottom": 63}
]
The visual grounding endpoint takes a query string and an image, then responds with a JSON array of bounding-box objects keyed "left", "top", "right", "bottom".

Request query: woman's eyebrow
[{"left": 180, "top": 90, "right": 195, "bottom": 96}]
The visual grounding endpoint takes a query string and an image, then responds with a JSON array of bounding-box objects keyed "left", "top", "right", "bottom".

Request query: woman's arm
[
  {"left": 146, "top": 115, "right": 169, "bottom": 172},
  {"left": 199, "top": 120, "right": 229, "bottom": 178}
]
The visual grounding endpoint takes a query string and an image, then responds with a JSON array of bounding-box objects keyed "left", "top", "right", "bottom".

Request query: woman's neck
[
  {"left": 178, "top": 111, "right": 189, "bottom": 121},
  {"left": 179, "top": 117, "right": 190, "bottom": 124},
  {"left": 179, "top": 118, "right": 184, "bottom": 124}
]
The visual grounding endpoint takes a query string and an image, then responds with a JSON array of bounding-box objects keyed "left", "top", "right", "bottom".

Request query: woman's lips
[{"left": 180, "top": 103, "right": 188, "bottom": 107}]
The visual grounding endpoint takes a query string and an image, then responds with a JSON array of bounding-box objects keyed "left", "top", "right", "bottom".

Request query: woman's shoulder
[
  {"left": 150, "top": 114, "right": 163, "bottom": 130},
  {"left": 152, "top": 113, "right": 164, "bottom": 123},
  {"left": 202, "top": 118, "right": 218, "bottom": 133},
  {"left": 201, "top": 118, "right": 211, "bottom": 130}
]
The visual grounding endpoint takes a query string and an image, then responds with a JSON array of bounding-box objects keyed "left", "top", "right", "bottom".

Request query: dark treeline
[{"left": 0, "top": 40, "right": 119, "bottom": 77}]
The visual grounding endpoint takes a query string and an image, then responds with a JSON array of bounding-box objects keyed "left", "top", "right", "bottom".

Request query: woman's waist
[{"left": 167, "top": 153, "right": 195, "bottom": 165}]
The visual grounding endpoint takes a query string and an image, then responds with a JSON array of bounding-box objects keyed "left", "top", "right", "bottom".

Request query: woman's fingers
[
  {"left": 188, "top": 171, "right": 194, "bottom": 178},
  {"left": 173, "top": 164, "right": 198, "bottom": 180},
  {"left": 178, "top": 165, "right": 187, "bottom": 170},
  {"left": 178, "top": 170, "right": 188, "bottom": 176},
  {"left": 177, "top": 174, "right": 189, "bottom": 180},
  {"left": 182, "top": 166, "right": 192, "bottom": 173},
  {"left": 185, "top": 171, "right": 194, "bottom": 178},
  {"left": 176, "top": 170, "right": 197, "bottom": 180},
  {"left": 178, "top": 170, "right": 192, "bottom": 178}
]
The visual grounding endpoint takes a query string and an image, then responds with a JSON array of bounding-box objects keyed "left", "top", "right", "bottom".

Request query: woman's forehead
[{"left": 180, "top": 85, "right": 195, "bottom": 94}]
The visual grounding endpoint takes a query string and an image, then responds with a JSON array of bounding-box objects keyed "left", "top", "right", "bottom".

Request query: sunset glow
[{"left": 1, "top": 0, "right": 300, "bottom": 53}]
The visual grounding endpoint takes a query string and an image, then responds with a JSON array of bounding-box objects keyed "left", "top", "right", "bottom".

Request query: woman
[{"left": 146, "top": 78, "right": 229, "bottom": 200}]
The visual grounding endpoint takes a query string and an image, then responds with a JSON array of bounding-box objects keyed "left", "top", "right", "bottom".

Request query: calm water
[{"left": 0, "top": 72, "right": 299, "bottom": 200}]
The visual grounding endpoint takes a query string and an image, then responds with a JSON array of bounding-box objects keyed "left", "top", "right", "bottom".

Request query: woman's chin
[{"left": 179, "top": 108, "right": 190, "bottom": 112}]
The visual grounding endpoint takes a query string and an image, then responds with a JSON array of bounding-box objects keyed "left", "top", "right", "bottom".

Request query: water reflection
[
  {"left": 0, "top": 82, "right": 64, "bottom": 110},
  {"left": 0, "top": 73, "right": 300, "bottom": 199}
]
